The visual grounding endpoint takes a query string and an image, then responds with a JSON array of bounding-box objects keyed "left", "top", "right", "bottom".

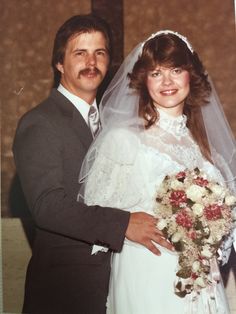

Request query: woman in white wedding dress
[{"left": 79, "top": 31, "right": 235, "bottom": 313}]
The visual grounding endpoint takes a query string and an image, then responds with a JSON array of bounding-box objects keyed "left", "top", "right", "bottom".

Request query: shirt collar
[{"left": 57, "top": 84, "right": 97, "bottom": 125}]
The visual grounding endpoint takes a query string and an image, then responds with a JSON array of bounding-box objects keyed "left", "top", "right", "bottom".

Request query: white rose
[
  {"left": 195, "top": 277, "right": 206, "bottom": 288},
  {"left": 192, "top": 260, "right": 200, "bottom": 272},
  {"left": 192, "top": 203, "right": 204, "bottom": 217},
  {"left": 171, "top": 232, "right": 182, "bottom": 243},
  {"left": 225, "top": 195, "right": 236, "bottom": 206},
  {"left": 170, "top": 179, "right": 184, "bottom": 190},
  {"left": 201, "top": 246, "right": 213, "bottom": 258},
  {"left": 157, "top": 219, "right": 167, "bottom": 230},
  {"left": 210, "top": 184, "right": 225, "bottom": 197},
  {"left": 157, "top": 186, "right": 166, "bottom": 197},
  {"left": 186, "top": 185, "right": 206, "bottom": 202},
  {"left": 206, "top": 236, "right": 214, "bottom": 245}
]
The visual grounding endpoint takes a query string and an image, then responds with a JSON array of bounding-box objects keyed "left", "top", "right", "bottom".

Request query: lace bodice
[
  {"left": 142, "top": 109, "right": 205, "bottom": 170},
  {"left": 85, "top": 109, "right": 223, "bottom": 209}
]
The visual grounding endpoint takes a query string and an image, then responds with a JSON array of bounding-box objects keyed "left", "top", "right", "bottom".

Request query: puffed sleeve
[{"left": 84, "top": 128, "right": 143, "bottom": 210}]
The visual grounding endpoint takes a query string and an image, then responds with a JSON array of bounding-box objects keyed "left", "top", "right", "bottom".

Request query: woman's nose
[{"left": 162, "top": 73, "right": 172, "bottom": 85}]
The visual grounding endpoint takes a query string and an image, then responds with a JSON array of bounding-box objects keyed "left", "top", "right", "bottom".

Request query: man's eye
[
  {"left": 76, "top": 51, "right": 85, "bottom": 56},
  {"left": 96, "top": 50, "right": 106, "bottom": 56}
]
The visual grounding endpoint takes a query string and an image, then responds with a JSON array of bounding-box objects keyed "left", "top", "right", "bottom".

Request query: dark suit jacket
[{"left": 13, "top": 89, "right": 130, "bottom": 314}]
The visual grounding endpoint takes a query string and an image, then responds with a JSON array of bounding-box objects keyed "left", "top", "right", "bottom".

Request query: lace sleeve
[{"left": 84, "top": 128, "right": 143, "bottom": 210}]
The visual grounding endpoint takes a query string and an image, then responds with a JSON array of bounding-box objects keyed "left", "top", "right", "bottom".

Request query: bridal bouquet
[{"left": 154, "top": 168, "right": 235, "bottom": 296}]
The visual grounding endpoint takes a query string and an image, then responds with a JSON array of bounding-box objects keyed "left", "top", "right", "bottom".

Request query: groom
[{"left": 13, "top": 14, "right": 173, "bottom": 313}]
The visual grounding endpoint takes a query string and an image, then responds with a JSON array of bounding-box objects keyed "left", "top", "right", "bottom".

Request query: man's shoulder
[{"left": 19, "top": 89, "right": 71, "bottom": 123}]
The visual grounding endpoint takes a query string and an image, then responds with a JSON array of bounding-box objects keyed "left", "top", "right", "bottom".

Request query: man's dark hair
[{"left": 51, "top": 14, "right": 113, "bottom": 87}]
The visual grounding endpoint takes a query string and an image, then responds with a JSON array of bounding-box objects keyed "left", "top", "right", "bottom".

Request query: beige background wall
[
  {"left": 1, "top": 0, "right": 91, "bottom": 218},
  {"left": 1, "top": 0, "right": 236, "bottom": 313}
]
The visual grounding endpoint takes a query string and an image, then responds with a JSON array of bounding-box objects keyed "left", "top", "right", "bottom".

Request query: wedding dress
[{"left": 84, "top": 108, "right": 231, "bottom": 314}]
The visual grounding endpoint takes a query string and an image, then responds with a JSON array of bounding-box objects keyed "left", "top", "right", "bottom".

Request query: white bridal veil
[{"left": 78, "top": 30, "right": 236, "bottom": 198}]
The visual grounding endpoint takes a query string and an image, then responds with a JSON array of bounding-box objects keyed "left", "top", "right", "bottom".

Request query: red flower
[
  {"left": 194, "top": 177, "right": 209, "bottom": 187},
  {"left": 187, "top": 230, "right": 197, "bottom": 240},
  {"left": 176, "top": 171, "right": 186, "bottom": 180},
  {"left": 170, "top": 190, "right": 187, "bottom": 206},
  {"left": 191, "top": 273, "right": 198, "bottom": 279},
  {"left": 176, "top": 209, "right": 193, "bottom": 228},
  {"left": 204, "top": 204, "right": 222, "bottom": 220}
]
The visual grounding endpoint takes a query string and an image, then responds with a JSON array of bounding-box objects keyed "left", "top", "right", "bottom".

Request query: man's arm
[{"left": 13, "top": 112, "right": 129, "bottom": 252}]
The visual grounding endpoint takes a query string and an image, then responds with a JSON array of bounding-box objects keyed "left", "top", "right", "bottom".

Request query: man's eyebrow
[
  {"left": 71, "top": 48, "right": 107, "bottom": 53},
  {"left": 72, "top": 48, "right": 86, "bottom": 53}
]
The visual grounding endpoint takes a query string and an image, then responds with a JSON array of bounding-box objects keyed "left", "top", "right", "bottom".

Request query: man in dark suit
[{"left": 13, "top": 15, "right": 172, "bottom": 314}]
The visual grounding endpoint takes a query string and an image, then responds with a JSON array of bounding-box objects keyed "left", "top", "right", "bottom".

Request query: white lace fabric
[
  {"left": 143, "top": 109, "right": 205, "bottom": 170},
  {"left": 85, "top": 109, "right": 224, "bottom": 208}
]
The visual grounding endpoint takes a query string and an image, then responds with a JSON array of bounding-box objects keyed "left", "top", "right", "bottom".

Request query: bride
[{"left": 79, "top": 30, "right": 235, "bottom": 313}]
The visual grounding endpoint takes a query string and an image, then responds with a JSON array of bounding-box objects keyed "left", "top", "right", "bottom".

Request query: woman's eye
[
  {"left": 151, "top": 71, "right": 161, "bottom": 77},
  {"left": 172, "top": 68, "right": 182, "bottom": 74}
]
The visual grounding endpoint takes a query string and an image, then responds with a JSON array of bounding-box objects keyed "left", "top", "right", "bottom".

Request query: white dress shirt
[{"left": 57, "top": 84, "right": 98, "bottom": 125}]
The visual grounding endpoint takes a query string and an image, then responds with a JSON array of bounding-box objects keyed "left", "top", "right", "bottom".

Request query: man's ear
[{"left": 56, "top": 62, "right": 64, "bottom": 74}]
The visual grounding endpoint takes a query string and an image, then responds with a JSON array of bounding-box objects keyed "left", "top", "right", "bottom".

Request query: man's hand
[{"left": 125, "top": 212, "right": 174, "bottom": 255}]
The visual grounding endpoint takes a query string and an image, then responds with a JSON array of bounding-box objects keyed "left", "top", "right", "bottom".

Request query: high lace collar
[{"left": 155, "top": 108, "right": 188, "bottom": 138}]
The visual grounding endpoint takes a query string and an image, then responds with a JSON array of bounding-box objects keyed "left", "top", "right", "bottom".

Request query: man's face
[{"left": 56, "top": 31, "right": 110, "bottom": 104}]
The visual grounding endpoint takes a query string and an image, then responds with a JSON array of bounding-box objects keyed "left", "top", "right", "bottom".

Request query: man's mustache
[{"left": 78, "top": 67, "right": 102, "bottom": 78}]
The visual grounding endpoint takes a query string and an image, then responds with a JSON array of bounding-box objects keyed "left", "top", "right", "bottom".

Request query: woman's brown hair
[{"left": 128, "top": 33, "right": 212, "bottom": 161}]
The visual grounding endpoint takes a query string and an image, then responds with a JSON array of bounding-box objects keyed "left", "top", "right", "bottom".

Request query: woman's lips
[{"left": 160, "top": 89, "right": 178, "bottom": 96}]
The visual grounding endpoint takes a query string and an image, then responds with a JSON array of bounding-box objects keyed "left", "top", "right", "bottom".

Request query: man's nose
[{"left": 86, "top": 54, "right": 96, "bottom": 67}]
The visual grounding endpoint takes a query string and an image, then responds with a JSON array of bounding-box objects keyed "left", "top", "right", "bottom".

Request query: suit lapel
[
  {"left": 50, "top": 89, "right": 93, "bottom": 151},
  {"left": 72, "top": 108, "right": 93, "bottom": 151}
]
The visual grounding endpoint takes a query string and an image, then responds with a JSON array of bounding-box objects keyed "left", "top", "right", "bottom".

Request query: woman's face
[{"left": 146, "top": 65, "right": 190, "bottom": 116}]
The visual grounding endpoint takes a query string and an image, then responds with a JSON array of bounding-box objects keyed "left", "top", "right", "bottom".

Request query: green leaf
[
  {"left": 195, "top": 220, "right": 204, "bottom": 230},
  {"left": 175, "top": 290, "right": 188, "bottom": 298},
  {"left": 176, "top": 267, "right": 192, "bottom": 279},
  {"left": 187, "top": 199, "right": 195, "bottom": 206},
  {"left": 172, "top": 206, "right": 180, "bottom": 214},
  {"left": 173, "top": 241, "right": 185, "bottom": 252}
]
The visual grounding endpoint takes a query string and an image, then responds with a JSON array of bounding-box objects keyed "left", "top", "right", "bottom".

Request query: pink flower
[
  {"left": 169, "top": 190, "right": 187, "bottom": 206},
  {"left": 194, "top": 177, "right": 209, "bottom": 187},
  {"left": 176, "top": 171, "right": 186, "bottom": 180},
  {"left": 204, "top": 204, "right": 222, "bottom": 220},
  {"left": 187, "top": 230, "right": 197, "bottom": 240},
  {"left": 191, "top": 273, "right": 198, "bottom": 280},
  {"left": 176, "top": 209, "right": 193, "bottom": 228}
]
